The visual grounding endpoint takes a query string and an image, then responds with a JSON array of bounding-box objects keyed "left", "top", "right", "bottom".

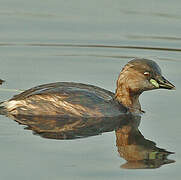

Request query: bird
[
  {"left": 0, "top": 79, "right": 5, "bottom": 85},
  {"left": 0, "top": 58, "right": 175, "bottom": 117}
]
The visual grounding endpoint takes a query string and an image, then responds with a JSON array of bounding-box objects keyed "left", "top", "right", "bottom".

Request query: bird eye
[{"left": 144, "top": 71, "right": 150, "bottom": 76}]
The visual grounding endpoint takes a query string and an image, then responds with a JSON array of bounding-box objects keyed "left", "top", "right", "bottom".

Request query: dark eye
[{"left": 144, "top": 72, "right": 150, "bottom": 76}]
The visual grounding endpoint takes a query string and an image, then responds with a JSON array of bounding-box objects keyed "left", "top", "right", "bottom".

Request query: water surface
[{"left": 0, "top": 0, "right": 181, "bottom": 179}]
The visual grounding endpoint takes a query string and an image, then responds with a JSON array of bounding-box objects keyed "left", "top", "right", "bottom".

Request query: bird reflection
[
  {"left": 115, "top": 115, "right": 175, "bottom": 169},
  {"left": 5, "top": 113, "right": 175, "bottom": 169}
]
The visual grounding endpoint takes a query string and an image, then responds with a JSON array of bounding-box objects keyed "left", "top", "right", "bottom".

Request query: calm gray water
[{"left": 0, "top": 0, "right": 181, "bottom": 179}]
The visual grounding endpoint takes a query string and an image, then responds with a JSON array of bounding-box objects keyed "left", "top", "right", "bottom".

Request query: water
[{"left": 0, "top": 0, "right": 181, "bottom": 179}]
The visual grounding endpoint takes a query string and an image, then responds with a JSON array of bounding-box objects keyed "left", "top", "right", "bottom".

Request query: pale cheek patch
[{"left": 150, "top": 79, "right": 159, "bottom": 88}]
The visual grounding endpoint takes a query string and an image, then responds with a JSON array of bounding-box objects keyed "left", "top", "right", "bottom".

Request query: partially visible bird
[{"left": 0, "top": 79, "right": 5, "bottom": 85}]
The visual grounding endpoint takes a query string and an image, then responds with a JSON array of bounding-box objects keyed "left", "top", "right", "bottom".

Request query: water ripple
[{"left": 1, "top": 43, "right": 181, "bottom": 52}]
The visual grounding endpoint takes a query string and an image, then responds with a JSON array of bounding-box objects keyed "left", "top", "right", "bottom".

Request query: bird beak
[
  {"left": 157, "top": 76, "right": 176, "bottom": 90},
  {"left": 150, "top": 76, "right": 175, "bottom": 90}
]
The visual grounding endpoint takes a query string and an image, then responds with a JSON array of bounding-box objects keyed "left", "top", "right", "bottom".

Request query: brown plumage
[{"left": 0, "top": 58, "right": 175, "bottom": 116}]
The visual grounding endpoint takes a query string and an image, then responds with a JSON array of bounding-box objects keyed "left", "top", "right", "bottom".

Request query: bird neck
[{"left": 115, "top": 79, "right": 142, "bottom": 113}]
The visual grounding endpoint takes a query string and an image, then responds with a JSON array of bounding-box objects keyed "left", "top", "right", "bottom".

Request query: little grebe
[{"left": 0, "top": 58, "right": 175, "bottom": 116}]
